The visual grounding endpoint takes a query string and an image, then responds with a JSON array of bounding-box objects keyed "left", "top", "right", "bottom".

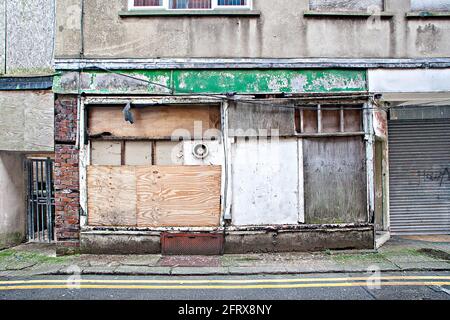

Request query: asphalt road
[{"left": 0, "top": 271, "right": 449, "bottom": 300}]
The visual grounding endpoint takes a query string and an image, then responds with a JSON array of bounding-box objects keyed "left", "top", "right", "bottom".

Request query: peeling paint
[{"left": 54, "top": 69, "right": 367, "bottom": 94}]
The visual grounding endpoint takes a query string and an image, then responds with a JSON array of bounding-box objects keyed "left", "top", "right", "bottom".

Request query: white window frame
[{"left": 128, "top": 0, "right": 252, "bottom": 11}]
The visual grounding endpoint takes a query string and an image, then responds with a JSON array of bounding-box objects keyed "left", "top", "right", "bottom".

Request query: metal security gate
[
  {"left": 388, "top": 118, "right": 450, "bottom": 235},
  {"left": 26, "top": 158, "right": 55, "bottom": 242}
]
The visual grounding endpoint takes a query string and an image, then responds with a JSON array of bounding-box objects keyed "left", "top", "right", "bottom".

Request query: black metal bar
[
  {"left": 35, "top": 161, "right": 40, "bottom": 242},
  {"left": 30, "top": 161, "right": 35, "bottom": 241},
  {"left": 40, "top": 160, "right": 45, "bottom": 241},
  {"left": 51, "top": 160, "right": 55, "bottom": 241},
  {"left": 26, "top": 160, "right": 32, "bottom": 241},
  {"left": 26, "top": 159, "right": 56, "bottom": 243},
  {"left": 46, "top": 158, "right": 52, "bottom": 242}
]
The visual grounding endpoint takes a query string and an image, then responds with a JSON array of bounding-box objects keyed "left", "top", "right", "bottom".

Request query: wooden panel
[
  {"left": 91, "top": 141, "right": 122, "bottom": 165},
  {"left": 154, "top": 141, "right": 184, "bottom": 165},
  {"left": 228, "top": 102, "right": 296, "bottom": 137},
  {"left": 321, "top": 108, "right": 340, "bottom": 133},
  {"left": 136, "top": 166, "right": 222, "bottom": 227},
  {"left": 232, "top": 138, "right": 299, "bottom": 226},
  {"left": 87, "top": 166, "right": 137, "bottom": 226},
  {"left": 88, "top": 105, "right": 220, "bottom": 139},
  {"left": 303, "top": 137, "right": 367, "bottom": 224},
  {"left": 345, "top": 109, "right": 362, "bottom": 132},
  {"left": 124, "top": 141, "right": 152, "bottom": 165},
  {"left": 302, "top": 109, "right": 318, "bottom": 133}
]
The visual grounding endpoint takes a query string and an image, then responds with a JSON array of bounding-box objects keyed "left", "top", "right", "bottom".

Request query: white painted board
[
  {"left": 231, "top": 138, "right": 299, "bottom": 226},
  {"left": 183, "top": 140, "right": 225, "bottom": 166},
  {"left": 369, "top": 69, "right": 450, "bottom": 93}
]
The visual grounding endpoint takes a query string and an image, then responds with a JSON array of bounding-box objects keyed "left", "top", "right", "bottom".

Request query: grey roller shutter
[{"left": 388, "top": 119, "right": 450, "bottom": 235}]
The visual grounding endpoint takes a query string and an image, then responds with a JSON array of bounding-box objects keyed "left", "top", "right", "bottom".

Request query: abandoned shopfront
[{"left": 53, "top": 68, "right": 382, "bottom": 254}]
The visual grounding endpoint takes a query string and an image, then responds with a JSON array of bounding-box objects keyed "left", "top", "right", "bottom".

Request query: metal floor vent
[{"left": 161, "top": 233, "right": 224, "bottom": 255}]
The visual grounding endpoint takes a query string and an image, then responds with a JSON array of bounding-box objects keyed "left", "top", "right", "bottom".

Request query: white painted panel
[
  {"left": 91, "top": 141, "right": 121, "bottom": 165},
  {"left": 183, "top": 140, "right": 224, "bottom": 166},
  {"left": 154, "top": 141, "right": 183, "bottom": 165},
  {"left": 124, "top": 141, "right": 152, "bottom": 165},
  {"left": 232, "top": 138, "right": 299, "bottom": 226},
  {"left": 369, "top": 69, "right": 450, "bottom": 93}
]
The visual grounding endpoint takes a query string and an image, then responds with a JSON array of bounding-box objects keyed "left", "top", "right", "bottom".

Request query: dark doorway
[{"left": 26, "top": 158, "right": 55, "bottom": 242}]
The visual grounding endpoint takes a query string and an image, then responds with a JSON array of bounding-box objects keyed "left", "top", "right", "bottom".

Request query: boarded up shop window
[
  {"left": 411, "top": 0, "right": 450, "bottom": 11},
  {"left": 303, "top": 136, "right": 367, "bottom": 224},
  {"left": 295, "top": 105, "right": 363, "bottom": 134},
  {"left": 309, "top": 0, "right": 384, "bottom": 11},
  {"left": 87, "top": 105, "right": 223, "bottom": 228},
  {"left": 88, "top": 105, "right": 221, "bottom": 166}
]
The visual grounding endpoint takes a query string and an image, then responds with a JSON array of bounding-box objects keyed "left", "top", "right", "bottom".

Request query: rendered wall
[
  {"left": 0, "top": 152, "right": 26, "bottom": 249},
  {"left": 56, "top": 0, "right": 450, "bottom": 59}
]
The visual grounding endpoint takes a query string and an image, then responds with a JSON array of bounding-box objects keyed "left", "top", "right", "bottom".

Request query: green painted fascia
[{"left": 53, "top": 69, "right": 367, "bottom": 95}]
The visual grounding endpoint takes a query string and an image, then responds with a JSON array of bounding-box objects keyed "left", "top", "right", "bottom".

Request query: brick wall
[{"left": 54, "top": 95, "right": 80, "bottom": 255}]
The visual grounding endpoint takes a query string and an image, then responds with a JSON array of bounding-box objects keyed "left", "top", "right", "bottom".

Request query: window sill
[
  {"left": 406, "top": 11, "right": 450, "bottom": 18},
  {"left": 119, "top": 10, "right": 261, "bottom": 17},
  {"left": 303, "top": 11, "right": 394, "bottom": 18}
]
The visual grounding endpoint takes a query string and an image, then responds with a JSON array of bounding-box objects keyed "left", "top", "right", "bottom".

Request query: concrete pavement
[{"left": 0, "top": 236, "right": 448, "bottom": 278}]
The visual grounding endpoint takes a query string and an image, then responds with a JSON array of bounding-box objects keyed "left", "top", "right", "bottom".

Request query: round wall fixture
[{"left": 192, "top": 143, "right": 209, "bottom": 159}]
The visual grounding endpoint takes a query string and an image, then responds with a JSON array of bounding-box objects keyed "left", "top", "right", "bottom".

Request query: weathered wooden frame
[{"left": 79, "top": 96, "right": 227, "bottom": 230}]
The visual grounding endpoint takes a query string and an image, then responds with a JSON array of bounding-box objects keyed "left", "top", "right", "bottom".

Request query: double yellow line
[{"left": 0, "top": 276, "right": 449, "bottom": 291}]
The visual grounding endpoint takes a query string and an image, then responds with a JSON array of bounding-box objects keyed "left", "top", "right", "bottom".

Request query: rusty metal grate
[{"left": 161, "top": 233, "right": 224, "bottom": 255}]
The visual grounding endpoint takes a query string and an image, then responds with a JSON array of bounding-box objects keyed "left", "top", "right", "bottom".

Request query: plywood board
[
  {"left": 321, "top": 108, "right": 340, "bottom": 133},
  {"left": 124, "top": 141, "right": 152, "bottom": 165},
  {"left": 345, "top": 109, "right": 362, "bottom": 132},
  {"left": 88, "top": 105, "right": 220, "bottom": 139},
  {"left": 91, "top": 141, "right": 122, "bottom": 165},
  {"left": 231, "top": 138, "right": 299, "bottom": 225},
  {"left": 136, "top": 166, "right": 222, "bottom": 227},
  {"left": 303, "top": 136, "right": 367, "bottom": 224},
  {"left": 0, "top": 91, "right": 54, "bottom": 152},
  {"left": 87, "top": 166, "right": 137, "bottom": 226}
]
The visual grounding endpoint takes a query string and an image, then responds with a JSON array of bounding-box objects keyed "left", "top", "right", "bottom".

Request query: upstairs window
[
  {"left": 130, "top": 0, "right": 251, "bottom": 10},
  {"left": 411, "top": 0, "right": 450, "bottom": 11},
  {"left": 309, "top": 0, "right": 384, "bottom": 11}
]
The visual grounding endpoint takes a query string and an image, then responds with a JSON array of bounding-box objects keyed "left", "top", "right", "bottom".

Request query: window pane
[
  {"left": 169, "top": 0, "right": 212, "bottom": 9},
  {"left": 411, "top": 0, "right": 450, "bottom": 11},
  {"left": 134, "top": 0, "right": 163, "bottom": 6},
  {"left": 218, "top": 0, "right": 247, "bottom": 6},
  {"left": 310, "top": 0, "right": 383, "bottom": 11}
]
